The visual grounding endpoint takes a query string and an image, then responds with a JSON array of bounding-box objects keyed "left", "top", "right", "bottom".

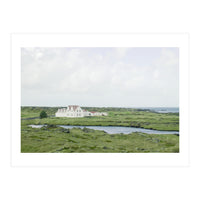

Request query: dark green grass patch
[{"left": 21, "top": 125, "right": 179, "bottom": 153}]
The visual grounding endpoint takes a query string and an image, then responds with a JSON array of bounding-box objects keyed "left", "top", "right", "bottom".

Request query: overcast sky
[{"left": 21, "top": 47, "right": 179, "bottom": 107}]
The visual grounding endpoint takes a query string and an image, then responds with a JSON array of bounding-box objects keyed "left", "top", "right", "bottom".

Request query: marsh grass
[
  {"left": 21, "top": 107, "right": 179, "bottom": 153},
  {"left": 21, "top": 124, "right": 179, "bottom": 153},
  {"left": 21, "top": 107, "right": 179, "bottom": 131}
]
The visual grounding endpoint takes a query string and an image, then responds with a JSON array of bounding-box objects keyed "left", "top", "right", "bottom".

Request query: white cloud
[
  {"left": 115, "top": 47, "right": 129, "bottom": 59},
  {"left": 21, "top": 47, "right": 179, "bottom": 107}
]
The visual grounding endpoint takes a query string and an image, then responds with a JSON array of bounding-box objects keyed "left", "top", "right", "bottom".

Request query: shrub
[
  {"left": 82, "top": 127, "right": 92, "bottom": 133},
  {"left": 46, "top": 124, "right": 57, "bottom": 128},
  {"left": 40, "top": 111, "right": 47, "bottom": 119}
]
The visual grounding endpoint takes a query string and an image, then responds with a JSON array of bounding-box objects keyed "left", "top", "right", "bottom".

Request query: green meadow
[
  {"left": 21, "top": 107, "right": 179, "bottom": 153},
  {"left": 21, "top": 106, "right": 179, "bottom": 131}
]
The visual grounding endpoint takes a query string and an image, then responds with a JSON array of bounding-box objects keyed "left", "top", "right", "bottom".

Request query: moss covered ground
[
  {"left": 21, "top": 107, "right": 179, "bottom": 153},
  {"left": 21, "top": 124, "right": 179, "bottom": 153}
]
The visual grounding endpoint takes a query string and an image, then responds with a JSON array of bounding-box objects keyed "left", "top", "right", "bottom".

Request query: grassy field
[
  {"left": 21, "top": 124, "right": 179, "bottom": 153},
  {"left": 21, "top": 106, "right": 179, "bottom": 153},
  {"left": 21, "top": 106, "right": 179, "bottom": 131},
  {"left": 21, "top": 106, "right": 58, "bottom": 118}
]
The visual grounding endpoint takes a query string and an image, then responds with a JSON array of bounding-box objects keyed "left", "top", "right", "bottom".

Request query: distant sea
[{"left": 133, "top": 107, "right": 179, "bottom": 113}]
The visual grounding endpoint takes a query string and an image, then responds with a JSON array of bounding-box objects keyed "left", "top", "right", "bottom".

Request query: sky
[{"left": 21, "top": 47, "right": 179, "bottom": 107}]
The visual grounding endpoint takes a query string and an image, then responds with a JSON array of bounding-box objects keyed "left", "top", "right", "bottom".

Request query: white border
[{"left": 11, "top": 33, "right": 189, "bottom": 167}]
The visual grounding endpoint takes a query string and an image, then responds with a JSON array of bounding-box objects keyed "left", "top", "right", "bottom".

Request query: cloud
[
  {"left": 21, "top": 47, "right": 179, "bottom": 107},
  {"left": 115, "top": 47, "right": 129, "bottom": 59}
]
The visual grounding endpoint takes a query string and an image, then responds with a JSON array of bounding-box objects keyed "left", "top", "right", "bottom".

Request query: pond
[{"left": 29, "top": 125, "right": 179, "bottom": 135}]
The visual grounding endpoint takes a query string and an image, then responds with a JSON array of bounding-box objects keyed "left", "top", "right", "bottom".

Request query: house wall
[
  {"left": 83, "top": 111, "right": 92, "bottom": 116},
  {"left": 55, "top": 106, "right": 108, "bottom": 118},
  {"left": 56, "top": 106, "right": 85, "bottom": 118}
]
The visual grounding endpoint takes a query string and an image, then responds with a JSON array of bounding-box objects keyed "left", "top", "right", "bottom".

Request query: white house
[
  {"left": 55, "top": 105, "right": 85, "bottom": 117},
  {"left": 55, "top": 105, "right": 108, "bottom": 118}
]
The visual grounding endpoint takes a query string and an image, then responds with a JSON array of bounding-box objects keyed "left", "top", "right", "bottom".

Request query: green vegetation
[
  {"left": 21, "top": 106, "right": 179, "bottom": 153},
  {"left": 21, "top": 106, "right": 57, "bottom": 118},
  {"left": 21, "top": 107, "right": 179, "bottom": 131},
  {"left": 40, "top": 111, "right": 47, "bottom": 119},
  {"left": 21, "top": 124, "right": 179, "bottom": 153}
]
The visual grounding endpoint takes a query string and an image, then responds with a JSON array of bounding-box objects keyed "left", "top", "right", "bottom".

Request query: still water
[{"left": 29, "top": 125, "right": 179, "bottom": 135}]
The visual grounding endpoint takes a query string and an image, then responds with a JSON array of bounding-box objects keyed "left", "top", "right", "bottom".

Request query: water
[
  {"left": 150, "top": 107, "right": 179, "bottom": 113},
  {"left": 29, "top": 125, "right": 179, "bottom": 135},
  {"left": 134, "top": 107, "right": 179, "bottom": 113},
  {"left": 29, "top": 125, "right": 44, "bottom": 128}
]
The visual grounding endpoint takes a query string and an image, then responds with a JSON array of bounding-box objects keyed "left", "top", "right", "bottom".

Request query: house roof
[{"left": 68, "top": 105, "right": 79, "bottom": 111}]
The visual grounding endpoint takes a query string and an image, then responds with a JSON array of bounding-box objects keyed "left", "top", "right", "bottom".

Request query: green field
[
  {"left": 21, "top": 124, "right": 179, "bottom": 153},
  {"left": 21, "top": 106, "right": 179, "bottom": 131},
  {"left": 21, "top": 106, "right": 179, "bottom": 153}
]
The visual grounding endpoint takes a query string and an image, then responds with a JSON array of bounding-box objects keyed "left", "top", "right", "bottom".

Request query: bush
[
  {"left": 83, "top": 127, "right": 93, "bottom": 133},
  {"left": 40, "top": 111, "right": 47, "bottom": 119},
  {"left": 61, "top": 128, "right": 70, "bottom": 133},
  {"left": 46, "top": 124, "right": 57, "bottom": 128}
]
